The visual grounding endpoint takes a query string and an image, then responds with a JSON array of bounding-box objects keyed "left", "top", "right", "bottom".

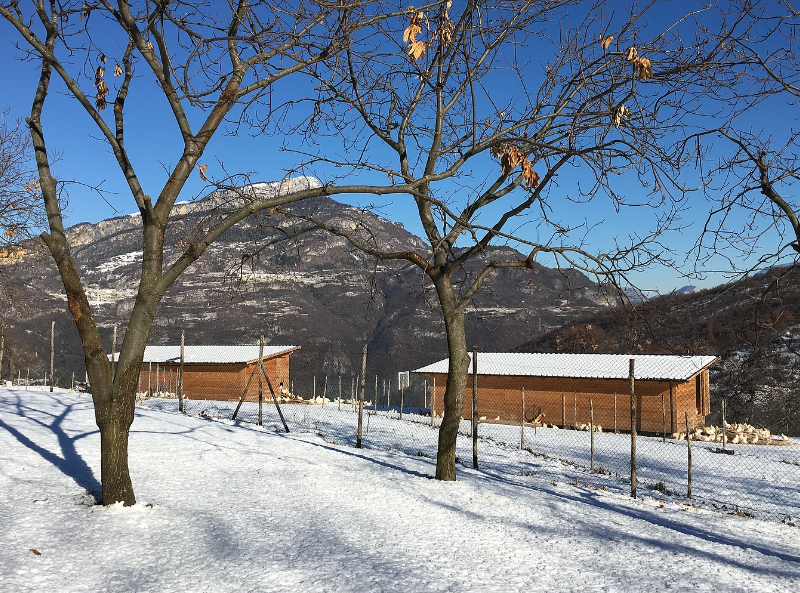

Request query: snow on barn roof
[
  {"left": 413, "top": 353, "right": 718, "bottom": 382},
  {"left": 115, "top": 345, "right": 300, "bottom": 364}
]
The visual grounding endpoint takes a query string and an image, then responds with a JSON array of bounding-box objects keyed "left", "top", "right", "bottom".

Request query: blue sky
[{"left": 1, "top": 1, "right": 797, "bottom": 295}]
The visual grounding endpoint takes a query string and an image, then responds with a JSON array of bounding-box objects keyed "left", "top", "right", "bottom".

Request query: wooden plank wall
[
  {"left": 427, "top": 371, "right": 709, "bottom": 433},
  {"left": 137, "top": 355, "right": 291, "bottom": 402}
]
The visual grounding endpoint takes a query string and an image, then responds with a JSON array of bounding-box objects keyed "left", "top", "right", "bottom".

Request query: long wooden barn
[
  {"left": 414, "top": 353, "right": 718, "bottom": 433},
  {"left": 135, "top": 345, "right": 300, "bottom": 401}
]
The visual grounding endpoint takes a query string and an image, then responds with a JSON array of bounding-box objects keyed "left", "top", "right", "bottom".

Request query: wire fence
[
  {"left": 3, "top": 331, "right": 799, "bottom": 523},
  {"left": 128, "top": 343, "right": 800, "bottom": 523}
]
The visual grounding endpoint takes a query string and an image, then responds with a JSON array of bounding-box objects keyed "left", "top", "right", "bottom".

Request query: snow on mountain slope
[{"left": 1, "top": 388, "right": 798, "bottom": 592}]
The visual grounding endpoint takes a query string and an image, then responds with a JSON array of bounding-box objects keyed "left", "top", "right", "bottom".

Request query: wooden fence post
[
  {"left": 629, "top": 358, "right": 637, "bottom": 498},
  {"left": 573, "top": 391, "right": 577, "bottom": 428},
  {"left": 399, "top": 379, "right": 404, "bottom": 420},
  {"left": 685, "top": 412, "right": 692, "bottom": 498},
  {"left": 357, "top": 343, "right": 367, "bottom": 448},
  {"left": 156, "top": 364, "right": 160, "bottom": 394},
  {"left": 0, "top": 323, "right": 4, "bottom": 381},
  {"left": 614, "top": 392, "right": 618, "bottom": 433},
  {"left": 520, "top": 387, "right": 526, "bottom": 449},
  {"left": 323, "top": 375, "right": 327, "bottom": 406},
  {"left": 50, "top": 321, "right": 55, "bottom": 392},
  {"left": 561, "top": 393, "right": 566, "bottom": 427},
  {"left": 431, "top": 376, "right": 436, "bottom": 426},
  {"left": 590, "top": 398, "right": 595, "bottom": 471},
  {"left": 472, "top": 347, "right": 478, "bottom": 469},
  {"left": 26, "top": 368, "right": 29, "bottom": 390},
  {"left": 375, "top": 375, "right": 378, "bottom": 411},
  {"left": 661, "top": 392, "right": 666, "bottom": 442},
  {"left": 669, "top": 381, "right": 675, "bottom": 433},
  {"left": 338, "top": 375, "right": 342, "bottom": 410},
  {"left": 258, "top": 359, "right": 289, "bottom": 433},
  {"left": 722, "top": 398, "right": 727, "bottom": 450},
  {"left": 258, "top": 337, "right": 264, "bottom": 426},
  {"left": 179, "top": 330, "right": 185, "bottom": 413},
  {"left": 148, "top": 361, "right": 152, "bottom": 396}
]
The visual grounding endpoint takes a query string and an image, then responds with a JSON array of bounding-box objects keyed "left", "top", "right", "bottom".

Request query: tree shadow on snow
[{"left": 0, "top": 392, "right": 102, "bottom": 500}]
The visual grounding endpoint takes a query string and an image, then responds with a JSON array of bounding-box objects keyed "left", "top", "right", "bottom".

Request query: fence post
[
  {"left": 357, "top": 343, "right": 367, "bottom": 448},
  {"left": 399, "top": 379, "right": 404, "bottom": 420},
  {"left": 669, "top": 381, "right": 675, "bottom": 433},
  {"left": 561, "top": 393, "right": 565, "bottom": 427},
  {"left": 685, "top": 412, "right": 692, "bottom": 498},
  {"left": 614, "top": 392, "right": 618, "bottom": 433},
  {"left": 431, "top": 376, "right": 436, "bottom": 426},
  {"left": 0, "top": 323, "right": 4, "bottom": 381},
  {"left": 520, "top": 387, "right": 525, "bottom": 449},
  {"left": 375, "top": 375, "right": 378, "bottom": 411},
  {"left": 26, "top": 368, "right": 29, "bottom": 390},
  {"left": 661, "top": 392, "right": 666, "bottom": 442},
  {"left": 258, "top": 337, "right": 264, "bottom": 426},
  {"left": 179, "top": 330, "right": 185, "bottom": 413},
  {"left": 339, "top": 375, "right": 342, "bottom": 410},
  {"left": 573, "top": 391, "right": 577, "bottom": 428},
  {"left": 323, "top": 376, "right": 328, "bottom": 406},
  {"left": 472, "top": 347, "right": 478, "bottom": 469},
  {"left": 148, "top": 361, "right": 152, "bottom": 396},
  {"left": 722, "top": 398, "right": 727, "bottom": 450},
  {"left": 590, "top": 398, "right": 594, "bottom": 471},
  {"left": 72, "top": 371, "right": 75, "bottom": 391},
  {"left": 50, "top": 321, "right": 55, "bottom": 392},
  {"left": 629, "top": 358, "right": 637, "bottom": 498},
  {"left": 156, "top": 363, "right": 159, "bottom": 394}
]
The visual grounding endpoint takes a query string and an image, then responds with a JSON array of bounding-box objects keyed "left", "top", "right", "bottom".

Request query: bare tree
[
  {"left": 0, "top": 0, "right": 427, "bottom": 505},
  {"left": 275, "top": 0, "right": 790, "bottom": 479},
  {"left": 0, "top": 113, "right": 44, "bottom": 254}
]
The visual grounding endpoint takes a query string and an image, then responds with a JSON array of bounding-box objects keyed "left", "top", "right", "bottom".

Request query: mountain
[{"left": 0, "top": 186, "right": 612, "bottom": 403}]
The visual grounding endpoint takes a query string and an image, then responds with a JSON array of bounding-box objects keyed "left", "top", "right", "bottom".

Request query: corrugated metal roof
[
  {"left": 413, "top": 353, "right": 718, "bottom": 382},
  {"left": 113, "top": 345, "right": 300, "bottom": 364}
]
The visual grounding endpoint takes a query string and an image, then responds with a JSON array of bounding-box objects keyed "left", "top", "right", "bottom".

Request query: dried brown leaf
[
  {"left": 114, "top": 63, "right": 123, "bottom": 77},
  {"left": 100, "top": 53, "right": 107, "bottom": 64},
  {"left": 625, "top": 46, "right": 637, "bottom": 61},
  {"left": 600, "top": 35, "right": 614, "bottom": 50},
  {"left": 197, "top": 164, "right": 208, "bottom": 181},
  {"left": 407, "top": 40, "right": 426, "bottom": 60}
]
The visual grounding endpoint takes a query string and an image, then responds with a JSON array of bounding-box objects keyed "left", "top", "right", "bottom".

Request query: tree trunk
[
  {"left": 97, "top": 397, "right": 136, "bottom": 505},
  {"left": 434, "top": 279, "right": 470, "bottom": 481}
]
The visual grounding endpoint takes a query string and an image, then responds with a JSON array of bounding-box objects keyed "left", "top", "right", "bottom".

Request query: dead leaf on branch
[
  {"left": 114, "top": 63, "right": 123, "bottom": 77},
  {"left": 632, "top": 56, "right": 653, "bottom": 80},
  {"left": 599, "top": 35, "right": 614, "bottom": 50},
  {"left": 612, "top": 104, "right": 631, "bottom": 127},
  {"left": 625, "top": 46, "right": 637, "bottom": 61},
  {"left": 407, "top": 40, "right": 427, "bottom": 60},
  {"left": 493, "top": 143, "right": 540, "bottom": 188},
  {"left": 403, "top": 22, "right": 422, "bottom": 43},
  {"left": 197, "top": 164, "right": 208, "bottom": 181}
]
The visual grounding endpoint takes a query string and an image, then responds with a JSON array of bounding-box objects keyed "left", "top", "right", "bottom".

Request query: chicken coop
[
  {"left": 135, "top": 344, "right": 300, "bottom": 401},
  {"left": 414, "top": 353, "right": 718, "bottom": 433}
]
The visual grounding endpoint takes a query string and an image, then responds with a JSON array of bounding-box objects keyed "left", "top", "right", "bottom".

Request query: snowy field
[
  {"left": 1, "top": 387, "right": 799, "bottom": 593},
  {"left": 144, "top": 396, "right": 800, "bottom": 520}
]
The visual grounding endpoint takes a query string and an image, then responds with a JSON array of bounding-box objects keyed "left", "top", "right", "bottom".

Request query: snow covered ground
[
  {"left": 2, "top": 387, "right": 800, "bottom": 592},
  {"left": 145, "top": 397, "right": 800, "bottom": 520}
]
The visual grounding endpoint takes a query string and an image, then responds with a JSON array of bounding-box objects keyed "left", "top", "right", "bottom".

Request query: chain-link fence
[
  {"left": 3, "top": 324, "right": 799, "bottom": 522},
  {"left": 127, "top": 343, "right": 800, "bottom": 523}
]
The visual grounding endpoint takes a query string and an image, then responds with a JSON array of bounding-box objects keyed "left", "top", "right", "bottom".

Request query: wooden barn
[
  {"left": 414, "top": 353, "right": 718, "bottom": 433},
  {"left": 136, "top": 345, "right": 300, "bottom": 401}
]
